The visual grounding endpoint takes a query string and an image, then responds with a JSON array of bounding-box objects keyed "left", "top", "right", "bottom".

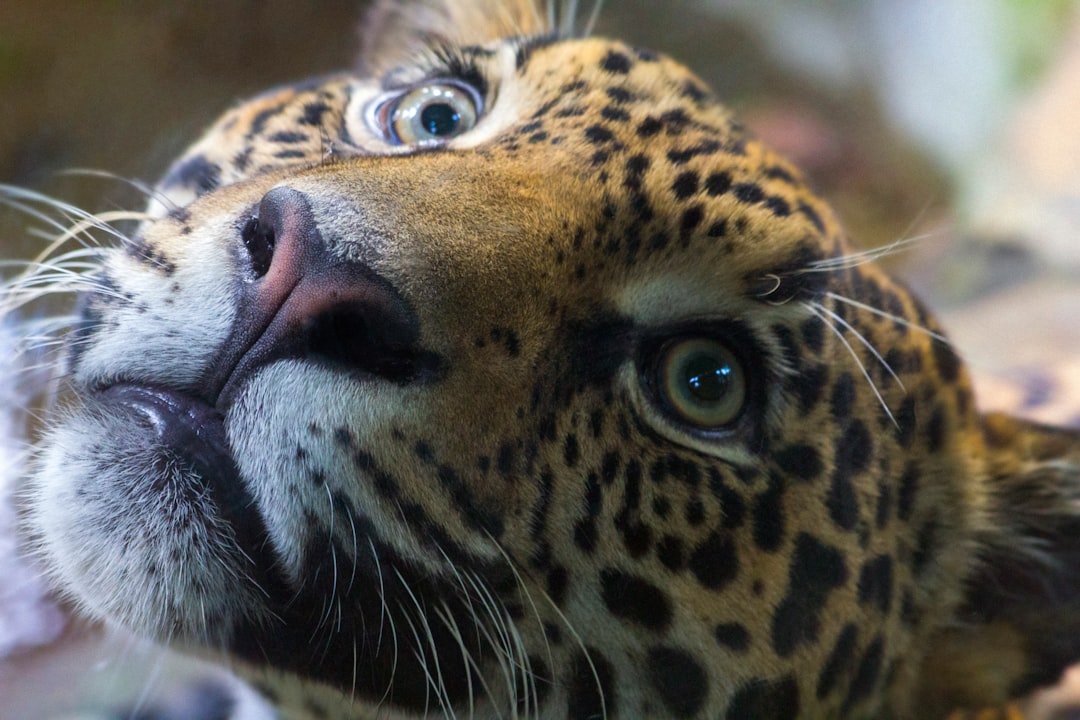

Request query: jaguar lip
[
  {"left": 101, "top": 384, "right": 230, "bottom": 462},
  {"left": 98, "top": 383, "right": 273, "bottom": 564}
]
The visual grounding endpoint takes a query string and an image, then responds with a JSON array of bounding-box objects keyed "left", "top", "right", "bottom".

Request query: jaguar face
[{"left": 14, "top": 1, "right": 1080, "bottom": 718}]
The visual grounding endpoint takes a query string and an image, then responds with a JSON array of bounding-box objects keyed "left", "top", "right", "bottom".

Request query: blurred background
[{"left": 2, "top": 1, "right": 1080, "bottom": 717}]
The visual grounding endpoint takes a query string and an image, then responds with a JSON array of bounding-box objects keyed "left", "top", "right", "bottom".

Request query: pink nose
[{"left": 207, "top": 186, "right": 440, "bottom": 408}]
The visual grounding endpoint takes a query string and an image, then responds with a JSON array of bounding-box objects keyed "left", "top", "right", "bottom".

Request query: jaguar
[{"left": 7, "top": 0, "right": 1080, "bottom": 717}]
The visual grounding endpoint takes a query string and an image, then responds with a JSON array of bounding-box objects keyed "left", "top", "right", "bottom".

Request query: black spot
[
  {"left": 733, "top": 182, "right": 765, "bottom": 204},
  {"left": 274, "top": 149, "right": 306, "bottom": 159},
  {"left": 497, "top": 442, "right": 516, "bottom": 476},
  {"left": 637, "top": 116, "right": 663, "bottom": 137},
  {"left": 600, "top": 451, "right": 620, "bottom": 485},
  {"left": 726, "top": 675, "right": 800, "bottom": 720},
  {"left": 232, "top": 146, "right": 253, "bottom": 172},
  {"left": 567, "top": 649, "right": 615, "bottom": 720},
  {"left": 564, "top": 433, "right": 580, "bottom": 468},
  {"left": 684, "top": 499, "right": 706, "bottom": 526},
  {"left": 647, "top": 646, "right": 708, "bottom": 718},
  {"left": 299, "top": 102, "right": 329, "bottom": 126},
  {"left": 897, "top": 462, "right": 918, "bottom": 521},
  {"left": 816, "top": 623, "right": 859, "bottom": 699},
  {"left": 895, "top": 395, "right": 918, "bottom": 448},
  {"left": 801, "top": 317, "right": 825, "bottom": 353},
  {"left": 842, "top": 636, "right": 884, "bottom": 713},
  {"left": 601, "top": 50, "right": 634, "bottom": 74},
  {"left": 166, "top": 154, "right": 221, "bottom": 195},
  {"left": 653, "top": 110, "right": 689, "bottom": 136},
  {"left": 932, "top": 338, "right": 961, "bottom": 383},
  {"left": 705, "top": 171, "right": 732, "bottom": 196},
  {"left": 413, "top": 441, "right": 435, "bottom": 464},
  {"left": 764, "top": 196, "right": 792, "bottom": 217},
  {"left": 687, "top": 531, "right": 739, "bottom": 590},
  {"left": 623, "top": 459, "right": 642, "bottom": 510},
  {"left": 247, "top": 102, "right": 286, "bottom": 138},
  {"left": 827, "top": 471, "right": 859, "bottom": 531},
  {"left": 671, "top": 171, "right": 699, "bottom": 200},
  {"left": 600, "top": 569, "right": 672, "bottom": 630},
  {"left": 797, "top": 200, "right": 827, "bottom": 233},
  {"left": 775, "top": 443, "right": 823, "bottom": 482},
  {"left": 681, "top": 79, "right": 708, "bottom": 102},
  {"left": 710, "top": 470, "right": 746, "bottom": 529},
  {"left": 680, "top": 205, "right": 704, "bottom": 240},
  {"left": 844, "top": 422, "right": 876, "bottom": 474},
  {"left": 269, "top": 130, "right": 308, "bottom": 144},
  {"left": 606, "top": 86, "right": 634, "bottom": 103},
  {"left": 765, "top": 164, "right": 797, "bottom": 183},
  {"left": 657, "top": 535, "right": 685, "bottom": 570},
  {"left": 584, "top": 125, "right": 614, "bottom": 145},
  {"left": 707, "top": 220, "right": 727, "bottom": 238},
  {"left": 856, "top": 555, "right": 894, "bottom": 612},
  {"left": 752, "top": 476, "right": 785, "bottom": 552},
  {"left": 668, "top": 140, "right": 722, "bottom": 165},
  {"left": 926, "top": 405, "right": 947, "bottom": 452},
  {"left": 547, "top": 566, "right": 569, "bottom": 606},
  {"left": 713, "top": 623, "right": 750, "bottom": 652},
  {"left": 792, "top": 364, "right": 828, "bottom": 415},
  {"left": 601, "top": 105, "right": 631, "bottom": 123},
  {"left": 772, "top": 533, "right": 849, "bottom": 657},
  {"left": 828, "top": 421, "right": 871, "bottom": 530},
  {"left": 620, "top": 519, "right": 652, "bottom": 558},
  {"left": 912, "top": 517, "right": 938, "bottom": 576},
  {"left": 830, "top": 372, "right": 856, "bottom": 420}
]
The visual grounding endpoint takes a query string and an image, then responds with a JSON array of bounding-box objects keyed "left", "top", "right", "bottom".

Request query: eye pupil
[
  {"left": 420, "top": 103, "right": 461, "bottom": 137},
  {"left": 683, "top": 355, "right": 732, "bottom": 403}
]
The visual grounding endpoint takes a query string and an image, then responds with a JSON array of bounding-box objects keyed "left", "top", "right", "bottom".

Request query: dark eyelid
[{"left": 380, "top": 45, "right": 489, "bottom": 100}]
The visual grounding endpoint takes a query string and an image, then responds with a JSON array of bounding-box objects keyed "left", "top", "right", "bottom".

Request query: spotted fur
[{"left": 15, "top": 1, "right": 1080, "bottom": 718}]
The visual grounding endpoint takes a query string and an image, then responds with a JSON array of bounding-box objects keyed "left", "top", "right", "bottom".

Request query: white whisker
[
  {"left": 826, "top": 291, "right": 951, "bottom": 345},
  {"left": 806, "top": 303, "right": 899, "bottom": 428},
  {"left": 813, "top": 302, "right": 905, "bottom": 393}
]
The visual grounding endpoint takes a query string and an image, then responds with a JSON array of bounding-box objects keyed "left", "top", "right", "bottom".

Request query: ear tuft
[{"left": 358, "top": 0, "right": 549, "bottom": 74}]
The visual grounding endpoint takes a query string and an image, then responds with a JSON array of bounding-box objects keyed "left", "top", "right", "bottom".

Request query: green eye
[
  {"left": 378, "top": 83, "right": 480, "bottom": 145},
  {"left": 657, "top": 338, "right": 747, "bottom": 428}
]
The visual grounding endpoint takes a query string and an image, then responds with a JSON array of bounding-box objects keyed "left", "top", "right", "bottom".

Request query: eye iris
[
  {"left": 420, "top": 103, "right": 461, "bottom": 137},
  {"left": 380, "top": 82, "right": 480, "bottom": 145},
  {"left": 660, "top": 338, "right": 746, "bottom": 428}
]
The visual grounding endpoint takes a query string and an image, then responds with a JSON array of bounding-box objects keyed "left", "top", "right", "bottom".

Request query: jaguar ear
[
  {"left": 358, "top": 0, "right": 549, "bottom": 74},
  {"left": 919, "top": 413, "right": 1080, "bottom": 713}
]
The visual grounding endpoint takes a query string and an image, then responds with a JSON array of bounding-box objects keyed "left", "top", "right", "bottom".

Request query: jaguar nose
[
  {"left": 207, "top": 186, "right": 441, "bottom": 409},
  {"left": 241, "top": 186, "right": 317, "bottom": 283}
]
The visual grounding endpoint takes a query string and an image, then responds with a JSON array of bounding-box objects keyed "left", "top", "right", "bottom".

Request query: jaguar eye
[
  {"left": 374, "top": 82, "right": 480, "bottom": 145},
  {"left": 655, "top": 338, "right": 747, "bottom": 429}
]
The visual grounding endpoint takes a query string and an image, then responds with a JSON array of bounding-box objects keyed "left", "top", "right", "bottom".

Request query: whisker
[
  {"left": 826, "top": 291, "right": 951, "bottom": 345},
  {"left": 582, "top": 0, "right": 604, "bottom": 38},
  {"left": 813, "top": 301, "right": 905, "bottom": 393},
  {"left": 805, "top": 232, "right": 937, "bottom": 274},
  {"left": 55, "top": 168, "right": 180, "bottom": 214},
  {"left": 806, "top": 303, "right": 899, "bottom": 428}
]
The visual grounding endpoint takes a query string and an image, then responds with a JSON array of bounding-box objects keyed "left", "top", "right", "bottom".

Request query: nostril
[{"left": 241, "top": 216, "right": 275, "bottom": 278}]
